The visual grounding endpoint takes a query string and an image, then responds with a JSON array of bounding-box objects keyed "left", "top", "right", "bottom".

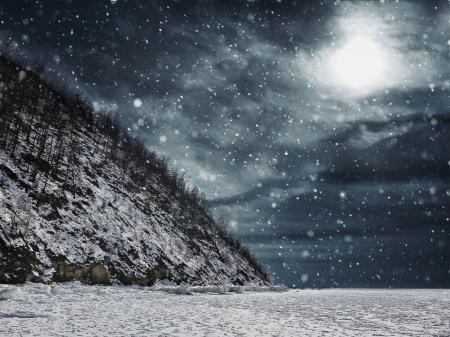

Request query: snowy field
[{"left": 0, "top": 283, "right": 449, "bottom": 337}]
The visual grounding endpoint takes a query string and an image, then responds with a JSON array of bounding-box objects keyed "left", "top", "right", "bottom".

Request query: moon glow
[{"left": 328, "top": 36, "right": 388, "bottom": 92}]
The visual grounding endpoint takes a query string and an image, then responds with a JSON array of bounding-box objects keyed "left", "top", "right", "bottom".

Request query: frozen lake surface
[{"left": 0, "top": 283, "right": 449, "bottom": 336}]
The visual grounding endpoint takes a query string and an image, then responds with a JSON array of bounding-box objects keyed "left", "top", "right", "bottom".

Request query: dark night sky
[{"left": 1, "top": 0, "right": 449, "bottom": 288}]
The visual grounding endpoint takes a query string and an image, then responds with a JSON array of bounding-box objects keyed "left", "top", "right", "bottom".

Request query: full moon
[{"left": 328, "top": 36, "right": 388, "bottom": 92}]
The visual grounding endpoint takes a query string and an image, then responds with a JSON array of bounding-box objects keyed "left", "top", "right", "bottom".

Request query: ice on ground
[
  {"left": 0, "top": 283, "right": 449, "bottom": 337},
  {"left": 150, "top": 284, "right": 288, "bottom": 294},
  {"left": 0, "top": 287, "right": 22, "bottom": 300}
]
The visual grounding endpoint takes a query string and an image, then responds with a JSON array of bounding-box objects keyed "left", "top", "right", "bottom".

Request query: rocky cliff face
[{"left": 0, "top": 55, "right": 269, "bottom": 286}]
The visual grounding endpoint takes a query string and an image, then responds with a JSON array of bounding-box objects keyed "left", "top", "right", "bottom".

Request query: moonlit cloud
[{"left": 297, "top": 2, "right": 449, "bottom": 104}]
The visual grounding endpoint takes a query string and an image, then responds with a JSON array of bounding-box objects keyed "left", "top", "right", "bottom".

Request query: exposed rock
[{"left": 53, "top": 261, "right": 110, "bottom": 285}]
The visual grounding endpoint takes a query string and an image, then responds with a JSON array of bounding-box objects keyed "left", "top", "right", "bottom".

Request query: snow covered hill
[{"left": 0, "top": 55, "right": 269, "bottom": 286}]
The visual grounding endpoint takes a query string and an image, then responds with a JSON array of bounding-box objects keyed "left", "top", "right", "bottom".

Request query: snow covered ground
[{"left": 0, "top": 283, "right": 449, "bottom": 337}]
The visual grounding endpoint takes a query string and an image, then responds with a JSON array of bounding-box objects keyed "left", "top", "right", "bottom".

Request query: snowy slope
[
  {"left": 0, "top": 283, "right": 449, "bottom": 337},
  {"left": 0, "top": 55, "right": 269, "bottom": 286}
]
